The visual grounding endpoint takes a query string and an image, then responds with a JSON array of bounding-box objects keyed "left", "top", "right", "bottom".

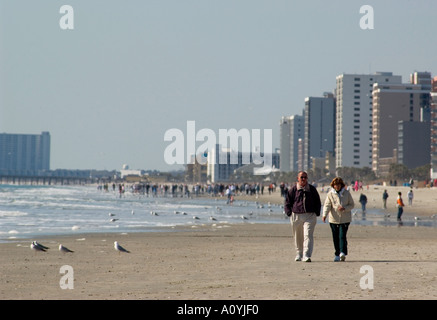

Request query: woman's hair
[{"left": 330, "top": 177, "right": 345, "bottom": 189}]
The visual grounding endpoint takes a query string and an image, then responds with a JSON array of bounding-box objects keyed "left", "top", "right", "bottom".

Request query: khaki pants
[{"left": 290, "top": 212, "right": 317, "bottom": 259}]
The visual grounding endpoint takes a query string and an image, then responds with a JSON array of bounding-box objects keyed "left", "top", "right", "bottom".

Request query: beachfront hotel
[
  {"left": 0, "top": 131, "right": 50, "bottom": 176},
  {"left": 303, "top": 92, "right": 336, "bottom": 172},
  {"left": 372, "top": 72, "right": 431, "bottom": 177},
  {"left": 430, "top": 77, "right": 437, "bottom": 180},
  {"left": 279, "top": 115, "right": 303, "bottom": 172},
  {"left": 335, "top": 72, "right": 402, "bottom": 169}
]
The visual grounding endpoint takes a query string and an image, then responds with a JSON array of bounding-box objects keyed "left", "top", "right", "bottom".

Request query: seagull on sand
[
  {"left": 114, "top": 241, "right": 130, "bottom": 253},
  {"left": 59, "top": 244, "right": 74, "bottom": 253},
  {"left": 30, "top": 241, "right": 48, "bottom": 252}
]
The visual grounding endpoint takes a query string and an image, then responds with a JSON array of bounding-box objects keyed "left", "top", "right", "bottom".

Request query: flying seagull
[{"left": 114, "top": 241, "right": 130, "bottom": 253}]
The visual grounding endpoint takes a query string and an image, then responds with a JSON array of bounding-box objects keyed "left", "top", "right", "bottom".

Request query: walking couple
[{"left": 284, "top": 171, "right": 355, "bottom": 262}]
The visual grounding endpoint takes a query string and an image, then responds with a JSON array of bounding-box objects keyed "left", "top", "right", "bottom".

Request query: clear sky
[{"left": 1, "top": 0, "right": 436, "bottom": 171}]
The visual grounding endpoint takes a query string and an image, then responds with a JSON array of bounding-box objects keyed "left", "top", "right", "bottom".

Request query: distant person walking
[
  {"left": 284, "top": 171, "right": 321, "bottom": 263},
  {"left": 397, "top": 192, "right": 405, "bottom": 221},
  {"left": 322, "top": 177, "right": 355, "bottom": 262},
  {"left": 359, "top": 193, "right": 368, "bottom": 214},
  {"left": 382, "top": 189, "right": 389, "bottom": 209},
  {"left": 407, "top": 189, "right": 414, "bottom": 206}
]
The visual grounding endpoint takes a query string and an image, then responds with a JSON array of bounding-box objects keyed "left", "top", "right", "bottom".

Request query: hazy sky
[{"left": 1, "top": 0, "right": 436, "bottom": 171}]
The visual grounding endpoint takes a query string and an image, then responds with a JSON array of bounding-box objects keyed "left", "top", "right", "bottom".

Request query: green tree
[
  {"left": 336, "top": 166, "right": 376, "bottom": 184},
  {"left": 388, "top": 163, "right": 410, "bottom": 182},
  {"left": 410, "top": 164, "right": 430, "bottom": 181}
]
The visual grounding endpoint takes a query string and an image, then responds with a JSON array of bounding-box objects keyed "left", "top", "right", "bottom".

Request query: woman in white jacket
[{"left": 322, "top": 177, "right": 355, "bottom": 262}]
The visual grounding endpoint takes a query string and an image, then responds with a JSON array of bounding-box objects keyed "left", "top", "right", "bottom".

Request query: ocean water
[
  {"left": 1, "top": 184, "right": 436, "bottom": 243},
  {"left": 0, "top": 184, "right": 287, "bottom": 242}
]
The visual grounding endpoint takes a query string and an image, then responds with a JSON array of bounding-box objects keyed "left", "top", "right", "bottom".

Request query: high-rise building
[
  {"left": 0, "top": 131, "right": 50, "bottom": 176},
  {"left": 432, "top": 76, "right": 437, "bottom": 92},
  {"left": 303, "top": 92, "right": 335, "bottom": 171},
  {"left": 411, "top": 72, "right": 432, "bottom": 91},
  {"left": 279, "top": 116, "right": 291, "bottom": 172},
  {"left": 335, "top": 72, "right": 402, "bottom": 170},
  {"left": 279, "top": 115, "right": 303, "bottom": 172},
  {"left": 372, "top": 72, "right": 431, "bottom": 176},
  {"left": 430, "top": 79, "right": 437, "bottom": 180},
  {"left": 398, "top": 120, "right": 430, "bottom": 170}
]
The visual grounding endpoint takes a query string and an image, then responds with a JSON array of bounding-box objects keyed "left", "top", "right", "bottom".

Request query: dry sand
[{"left": 0, "top": 185, "right": 436, "bottom": 300}]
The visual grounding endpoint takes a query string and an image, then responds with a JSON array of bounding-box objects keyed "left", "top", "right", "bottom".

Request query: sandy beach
[{"left": 1, "top": 185, "right": 436, "bottom": 300}]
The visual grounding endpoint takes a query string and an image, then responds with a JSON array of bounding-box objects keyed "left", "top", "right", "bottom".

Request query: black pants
[{"left": 329, "top": 223, "right": 350, "bottom": 256}]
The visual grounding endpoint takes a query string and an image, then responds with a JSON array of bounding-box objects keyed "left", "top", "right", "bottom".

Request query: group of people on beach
[{"left": 382, "top": 188, "right": 413, "bottom": 222}]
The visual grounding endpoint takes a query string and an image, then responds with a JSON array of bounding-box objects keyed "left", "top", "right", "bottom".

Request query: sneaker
[
  {"left": 303, "top": 257, "right": 311, "bottom": 262},
  {"left": 340, "top": 252, "right": 346, "bottom": 261},
  {"left": 334, "top": 255, "right": 340, "bottom": 262},
  {"left": 295, "top": 255, "right": 302, "bottom": 262}
]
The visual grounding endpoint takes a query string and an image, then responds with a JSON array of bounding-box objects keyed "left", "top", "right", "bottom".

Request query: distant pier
[{"left": 0, "top": 175, "right": 93, "bottom": 185}]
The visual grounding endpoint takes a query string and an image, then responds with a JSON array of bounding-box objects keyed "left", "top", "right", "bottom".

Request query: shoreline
[
  {"left": 1, "top": 222, "right": 436, "bottom": 300},
  {"left": 2, "top": 183, "right": 437, "bottom": 243}
]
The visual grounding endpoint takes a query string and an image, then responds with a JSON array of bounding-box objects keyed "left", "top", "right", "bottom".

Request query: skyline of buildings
[
  {"left": 2, "top": 70, "right": 437, "bottom": 182},
  {"left": 281, "top": 70, "right": 437, "bottom": 180}
]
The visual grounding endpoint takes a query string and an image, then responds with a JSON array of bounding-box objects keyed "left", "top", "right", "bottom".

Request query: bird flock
[
  {"left": 30, "top": 240, "right": 130, "bottom": 254},
  {"left": 28, "top": 201, "right": 285, "bottom": 255},
  {"left": 104, "top": 200, "right": 284, "bottom": 226}
]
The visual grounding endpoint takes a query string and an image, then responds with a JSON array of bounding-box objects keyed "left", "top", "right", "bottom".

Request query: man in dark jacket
[{"left": 284, "top": 171, "right": 321, "bottom": 262}]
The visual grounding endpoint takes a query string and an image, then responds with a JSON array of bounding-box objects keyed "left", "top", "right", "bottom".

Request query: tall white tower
[{"left": 335, "top": 72, "right": 401, "bottom": 169}]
